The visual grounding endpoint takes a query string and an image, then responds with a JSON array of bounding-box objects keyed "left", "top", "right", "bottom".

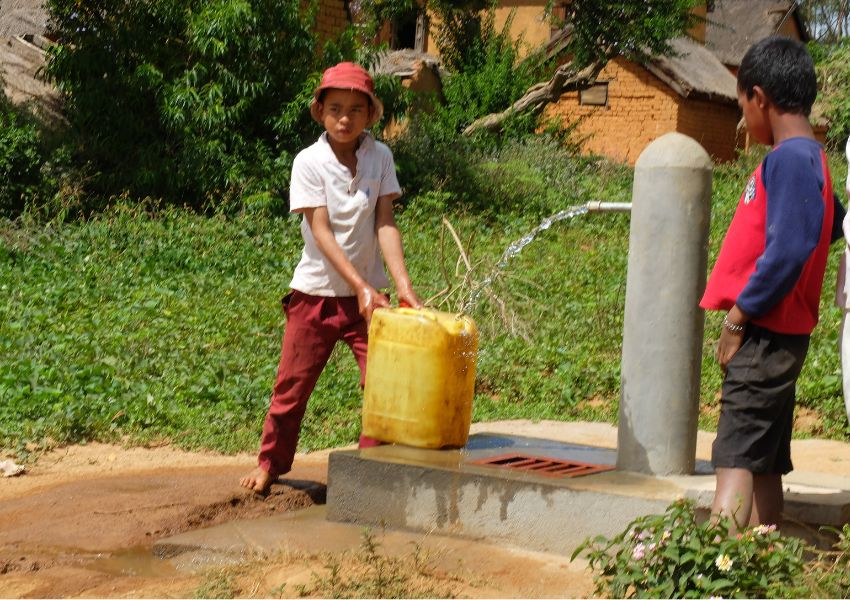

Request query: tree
[
  {"left": 799, "top": 0, "right": 850, "bottom": 43},
  {"left": 44, "top": 0, "right": 361, "bottom": 207},
  {"left": 463, "top": 0, "right": 700, "bottom": 135},
  {"left": 801, "top": 0, "right": 850, "bottom": 147},
  {"left": 0, "top": 86, "right": 43, "bottom": 215}
]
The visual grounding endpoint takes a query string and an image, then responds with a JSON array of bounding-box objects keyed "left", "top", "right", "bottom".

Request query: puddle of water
[{"left": 88, "top": 546, "right": 180, "bottom": 577}]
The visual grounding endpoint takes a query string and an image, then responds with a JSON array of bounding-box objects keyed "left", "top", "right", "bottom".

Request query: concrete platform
[
  {"left": 153, "top": 421, "right": 850, "bottom": 569},
  {"left": 326, "top": 431, "right": 850, "bottom": 555}
]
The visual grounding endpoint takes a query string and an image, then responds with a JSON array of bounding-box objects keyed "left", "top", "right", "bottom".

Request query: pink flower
[{"left": 632, "top": 543, "right": 646, "bottom": 560}]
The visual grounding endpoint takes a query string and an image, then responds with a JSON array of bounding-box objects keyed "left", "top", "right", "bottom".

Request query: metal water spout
[{"left": 586, "top": 200, "right": 632, "bottom": 213}]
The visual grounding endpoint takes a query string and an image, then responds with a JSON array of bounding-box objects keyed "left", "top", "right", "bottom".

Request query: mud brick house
[
  {"left": 419, "top": 0, "right": 825, "bottom": 163},
  {"left": 519, "top": 1, "right": 740, "bottom": 164},
  {"left": 542, "top": 36, "right": 738, "bottom": 164},
  {"left": 316, "top": 0, "right": 352, "bottom": 40},
  {"left": 416, "top": 1, "right": 738, "bottom": 163}
]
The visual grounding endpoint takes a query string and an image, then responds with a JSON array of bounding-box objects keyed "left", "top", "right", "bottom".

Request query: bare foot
[{"left": 239, "top": 467, "right": 273, "bottom": 494}]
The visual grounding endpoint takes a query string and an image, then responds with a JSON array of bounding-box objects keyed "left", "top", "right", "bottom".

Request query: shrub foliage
[
  {"left": 576, "top": 499, "right": 850, "bottom": 599},
  {"left": 812, "top": 39, "right": 850, "bottom": 149},
  {"left": 0, "top": 92, "right": 44, "bottom": 216},
  {"left": 44, "top": 0, "right": 362, "bottom": 207}
]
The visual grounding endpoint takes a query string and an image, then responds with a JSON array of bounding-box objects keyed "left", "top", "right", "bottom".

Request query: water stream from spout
[{"left": 461, "top": 204, "right": 590, "bottom": 314}]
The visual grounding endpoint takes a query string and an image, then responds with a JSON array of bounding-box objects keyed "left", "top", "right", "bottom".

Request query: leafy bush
[
  {"left": 575, "top": 500, "right": 850, "bottom": 599},
  {"left": 0, "top": 93, "right": 44, "bottom": 216},
  {"left": 393, "top": 125, "right": 589, "bottom": 219},
  {"left": 574, "top": 499, "right": 807, "bottom": 598},
  {"left": 806, "top": 524, "right": 850, "bottom": 597},
  {"left": 2, "top": 151, "right": 848, "bottom": 454},
  {"left": 43, "top": 0, "right": 379, "bottom": 209},
  {"left": 812, "top": 39, "right": 850, "bottom": 149},
  {"left": 388, "top": 7, "right": 557, "bottom": 212},
  {"left": 433, "top": 9, "right": 547, "bottom": 136}
]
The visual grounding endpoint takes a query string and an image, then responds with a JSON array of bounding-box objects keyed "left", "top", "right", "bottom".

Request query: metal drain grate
[{"left": 469, "top": 453, "right": 615, "bottom": 478}]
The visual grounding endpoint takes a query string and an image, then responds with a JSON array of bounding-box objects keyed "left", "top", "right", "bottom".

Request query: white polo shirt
[{"left": 288, "top": 132, "right": 402, "bottom": 297}]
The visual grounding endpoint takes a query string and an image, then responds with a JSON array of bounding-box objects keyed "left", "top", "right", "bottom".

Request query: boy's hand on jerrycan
[
  {"left": 357, "top": 284, "right": 390, "bottom": 327},
  {"left": 396, "top": 285, "right": 423, "bottom": 310}
]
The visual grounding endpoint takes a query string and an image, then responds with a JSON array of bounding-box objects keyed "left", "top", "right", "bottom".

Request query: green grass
[{"left": 1, "top": 145, "right": 848, "bottom": 456}]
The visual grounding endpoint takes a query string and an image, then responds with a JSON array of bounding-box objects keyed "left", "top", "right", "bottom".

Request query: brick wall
[
  {"left": 315, "top": 0, "right": 349, "bottom": 40},
  {"left": 544, "top": 58, "right": 680, "bottom": 164},
  {"left": 543, "top": 58, "right": 738, "bottom": 164},
  {"left": 676, "top": 98, "right": 739, "bottom": 162}
]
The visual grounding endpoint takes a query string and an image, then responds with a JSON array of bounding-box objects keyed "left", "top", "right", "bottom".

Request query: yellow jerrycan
[{"left": 362, "top": 307, "right": 478, "bottom": 448}]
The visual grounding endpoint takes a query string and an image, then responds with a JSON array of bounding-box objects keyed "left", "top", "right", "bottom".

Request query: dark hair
[{"left": 737, "top": 36, "right": 817, "bottom": 116}]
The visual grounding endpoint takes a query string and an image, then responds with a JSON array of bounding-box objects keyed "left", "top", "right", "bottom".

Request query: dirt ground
[
  {"left": 0, "top": 442, "right": 595, "bottom": 599},
  {"left": 0, "top": 444, "right": 335, "bottom": 598}
]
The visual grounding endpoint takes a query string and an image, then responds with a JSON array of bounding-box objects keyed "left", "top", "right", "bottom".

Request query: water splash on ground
[{"left": 461, "top": 205, "right": 589, "bottom": 314}]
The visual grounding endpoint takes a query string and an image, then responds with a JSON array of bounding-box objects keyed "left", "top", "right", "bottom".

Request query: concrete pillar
[{"left": 617, "top": 132, "right": 712, "bottom": 476}]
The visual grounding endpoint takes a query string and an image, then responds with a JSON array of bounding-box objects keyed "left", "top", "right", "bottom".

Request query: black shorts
[{"left": 711, "top": 324, "right": 809, "bottom": 475}]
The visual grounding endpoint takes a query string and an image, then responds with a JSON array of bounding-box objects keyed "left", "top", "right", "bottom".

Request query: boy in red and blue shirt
[{"left": 701, "top": 36, "right": 845, "bottom": 531}]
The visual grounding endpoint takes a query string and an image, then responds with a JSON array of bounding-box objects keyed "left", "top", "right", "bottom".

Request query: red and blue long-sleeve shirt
[{"left": 701, "top": 137, "right": 845, "bottom": 335}]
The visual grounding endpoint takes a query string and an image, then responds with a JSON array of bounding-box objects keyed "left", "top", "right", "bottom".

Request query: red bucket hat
[{"left": 310, "top": 62, "right": 384, "bottom": 128}]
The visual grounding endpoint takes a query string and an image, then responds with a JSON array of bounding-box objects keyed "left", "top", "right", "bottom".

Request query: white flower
[
  {"left": 715, "top": 554, "right": 733, "bottom": 572},
  {"left": 632, "top": 543, "right": 646, "bottom": 560},
  {"left": 753, "top": 524, "right": 777, "bottom": 535}
]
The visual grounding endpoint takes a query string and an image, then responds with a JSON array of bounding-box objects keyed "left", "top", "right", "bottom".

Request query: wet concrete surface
[
  {"left": 152, "top": 425, "right": 850, "bottom": 566},
  {"left": 325, "top": 431, "right": 850, "bottom": 555}
]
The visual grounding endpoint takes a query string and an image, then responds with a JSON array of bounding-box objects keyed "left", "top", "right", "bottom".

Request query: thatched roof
[
  {"left": 373, "top": 49, "right": 443, "bottom": 80},
  {"left": 544, "top": 27, "right": 737, "bottom": 105},
  {"left": 644, "top": 36, "right": 738, "bottom": 105},
  {"left": 0, "top": 0, "right": 48, "bottom": 38},
  {"left": 1, "top": 35, "right": 62, "bottom": 121},
  {"left": 706, "top": 0, "right": 808, "bottom": 67}
]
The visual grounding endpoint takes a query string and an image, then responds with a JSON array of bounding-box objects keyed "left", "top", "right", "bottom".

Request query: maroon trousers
[{"left": 257, "top": 291, "right": 378, "bottom": 478}]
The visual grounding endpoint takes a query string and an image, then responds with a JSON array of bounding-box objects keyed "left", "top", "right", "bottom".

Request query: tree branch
[{"left": 462, "top": 56, "right": 605, "bottom": 136}]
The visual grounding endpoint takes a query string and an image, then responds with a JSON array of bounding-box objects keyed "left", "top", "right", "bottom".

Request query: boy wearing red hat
[{"left": 241, "top": 62, "right": 423, "bottom": 493}]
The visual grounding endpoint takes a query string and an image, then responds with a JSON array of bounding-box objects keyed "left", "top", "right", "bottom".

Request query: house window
[
  {"left": 579, "top": 82, "right": 608, "bottom": 106},
  {"left": 390, "top": 9, "right": 427, "bottom": 50}
]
